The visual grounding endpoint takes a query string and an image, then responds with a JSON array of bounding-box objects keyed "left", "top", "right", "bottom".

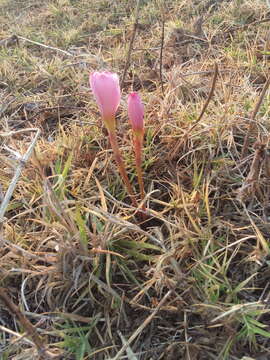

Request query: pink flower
[
  {"left": 89, "top": 71, "right": 121, "bottom": 128},
  {"left": 128, "top": 92, "right": 144, "bottom": 134}
]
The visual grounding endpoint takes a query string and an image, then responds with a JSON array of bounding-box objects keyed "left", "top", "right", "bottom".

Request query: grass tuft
[{"left": 1, "top": 0, "right": 270, "bottom": 359}]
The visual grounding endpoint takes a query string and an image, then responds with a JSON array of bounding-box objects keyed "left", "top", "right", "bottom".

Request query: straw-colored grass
[{"left": 1, "top": 0, "right": 270, "bottom": 359}]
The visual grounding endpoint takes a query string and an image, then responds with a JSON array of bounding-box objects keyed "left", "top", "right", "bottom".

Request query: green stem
[{"left": 108, "top": 130, "right": 138, "bottom": 208}]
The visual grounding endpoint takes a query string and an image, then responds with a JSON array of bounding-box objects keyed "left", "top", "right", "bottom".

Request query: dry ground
[{"left": 1, "top": 0, "right": 270, "bottom": 359}]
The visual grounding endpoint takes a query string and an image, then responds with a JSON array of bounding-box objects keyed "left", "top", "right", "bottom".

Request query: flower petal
[
  {"left": 128, "top": 92, "right": 144, "bottom": 133},
  {"left": 90, "top": 71, "right": 121, "bottom": 121}
]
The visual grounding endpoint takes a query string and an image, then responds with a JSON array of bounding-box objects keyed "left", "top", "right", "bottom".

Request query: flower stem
[
  {"left": 134, "top": 136, "right": 146, "bottom": 212},
  {"left": 108, "top": 130, "right": 138, "bottom": 208}
]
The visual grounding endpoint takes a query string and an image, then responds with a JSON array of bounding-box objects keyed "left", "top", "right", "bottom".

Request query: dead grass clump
[{"left": 1, "top": 0, "right": 270, "bottom": 359}]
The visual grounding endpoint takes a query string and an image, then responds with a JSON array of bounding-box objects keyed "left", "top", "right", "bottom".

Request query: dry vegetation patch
[{"left": 1, "top": 0, "right": 270, "bottom": 359}]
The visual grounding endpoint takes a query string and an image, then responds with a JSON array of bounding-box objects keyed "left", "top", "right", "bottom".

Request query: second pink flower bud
[
  {"left": 128, "top": 92, "right": 146, "bottom": 212},
  {"left": 128, "top": 92, "right": 144, "bottom": 136}
]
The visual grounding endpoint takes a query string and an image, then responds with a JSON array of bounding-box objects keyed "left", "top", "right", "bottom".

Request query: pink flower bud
[
  {"left": 90, "top": 71, "right": 121, "bottom": 128},
  {"left": 128, "top": 92, "right": 144, "bottom": 134}
]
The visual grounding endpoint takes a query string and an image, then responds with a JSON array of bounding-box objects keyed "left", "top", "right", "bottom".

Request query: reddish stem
[
  {"left": 108, "top": 130, "right": 138, "bottom": 208},
  {"left": 134, "top": 136, "right": 146, "bottom": 212}
]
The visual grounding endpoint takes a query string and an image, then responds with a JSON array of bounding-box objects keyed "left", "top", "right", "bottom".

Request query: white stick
[
  {"left": 17, "top": 35, "right": 74, "bottom": 57},
  {"left": 0, "top": 128, "right": 40, "bottom": 223}
]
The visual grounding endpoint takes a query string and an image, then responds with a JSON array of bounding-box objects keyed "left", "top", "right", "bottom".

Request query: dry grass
[{"left": 1, "top": 0, "right": 270, "bottom": 359}]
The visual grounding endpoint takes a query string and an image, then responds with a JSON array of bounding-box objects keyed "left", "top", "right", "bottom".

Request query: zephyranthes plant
[
  {"left": 128, "top": 92, "right": 146, "bottom": 210},
  {"left": 89, "top": 71, "right": 138, "bottom": 208}
]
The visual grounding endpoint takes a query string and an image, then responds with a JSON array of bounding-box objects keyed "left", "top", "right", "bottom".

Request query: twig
[
  {"left": 169, "top": 63, "right": 218, "bottom": 160},
  {"left": 190, "top": 62, "right": 218, "bottom": 128},
  {"left": 121, "top": 0, "right": 141, "bottom": 87},
  {"left": 159, "top": 2, "right": 165, "bottom": 97},
  {"left": 17, "top": 35, "right": 74, "bottom": 57},
  {"left": 223, "top": 17, "right": 270, "bottom": 37},
  {"left": 181, "top": 69, "right": 228, "bottom": 77},
  {"left": 241, "top": 76, "right": 270, "bottom": 159},
  {"left": 237, "top": 142, "right": 265, "bottom": 202},
  {"left": 111, "top": 290, "right": 172, "bottom": 360},
  {"left": 0, "top": 128, "right": 40, "bottom": 225},
  {"left": 0, "top": 288, "right": 55, "bottom": 359},
  {"left": 0, "top": 325, "right": 34, "bottom": 346},
  {"left": 117, "top": 331, "right": 138, "bottom": 360}
]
